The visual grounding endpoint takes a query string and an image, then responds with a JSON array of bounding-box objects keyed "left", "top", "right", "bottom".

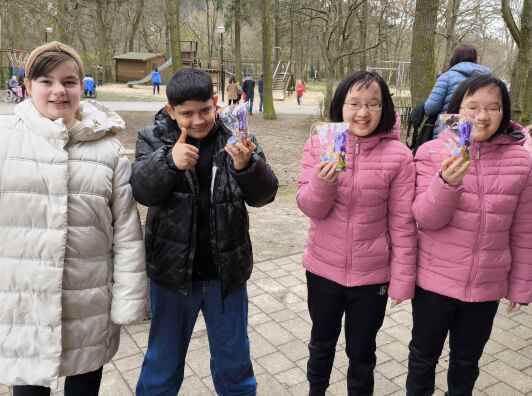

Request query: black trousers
[
  {"left": 12, "top": 367, "right": 103, "bottom": 396},
  {"left": 406, "top": 287, "right": 498, "bottom": 396},
  {"left": 306, "top": 271, "right": 388, "bottom": 396}
]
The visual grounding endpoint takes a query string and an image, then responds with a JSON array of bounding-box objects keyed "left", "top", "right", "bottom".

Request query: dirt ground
[
  {"left": 116, "top": 111, "right": 317, "bottom": 262},
  {"left": 98, "top": 83, "right": 324, "bottom": 105}
]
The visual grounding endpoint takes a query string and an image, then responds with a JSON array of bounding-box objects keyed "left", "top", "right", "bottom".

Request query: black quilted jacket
[{"left": 131, "top": 109, "right": 278, "bottom": 297}]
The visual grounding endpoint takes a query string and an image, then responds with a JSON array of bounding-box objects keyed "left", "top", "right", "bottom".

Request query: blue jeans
[
  {"left": 136, "top": 280, "right": 256, "bottom": 396},
  {"left": 259, "top": 93, "right": 263, "bottom": 112}
]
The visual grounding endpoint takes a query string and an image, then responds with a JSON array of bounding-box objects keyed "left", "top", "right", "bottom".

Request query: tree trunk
[
  {"left": 520, "top": 0, "right": 532, "bottom": 124},
  {"left": 504, "top": 0, "right": 532, "bottom": 121},
  {"left": 273, "top": 0, "right": 280, "bottom": 64},
  {"left": 410, "top": 0, "right": 440, "bottom": 106},
  {"left": 234, "top": 0, "right": 242, "bottom": 83},
  {"left": 55, "top": 0, "right": 70, "bottom": 44},
  {"left": 442, "top": 0, "right": 460, "bottom": 71},
  {"left": 262, "top": 0, "right": 276, "bottom": 119},
  {"left": 324, "top": 62, "right": 334, "bottom": 119},
  {"left": 289, "top": 0, "right": 295, "bottom": 72},
  {"left": 167, "top": 0, "right": 182, "bottom": 73},
  {"left": 359, "top": 0, "right": 369, "bottom": 71},
  {"left": 335, "top": 0, "right": 344, "bottom": 79},
  {"left": 128, "top": 0, "right": 145, "bottom": 52},
  {"left": 95, "top": 0, "right": 114, "bottom": 82}
]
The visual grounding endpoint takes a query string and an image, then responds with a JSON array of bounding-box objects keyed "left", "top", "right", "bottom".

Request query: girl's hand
[
  {"left": 441, "top": 156, "right": 470, "bottom": 186},
  {"left": 507, "top": 301, "right": 521, "bottom": 314},
  {"left": 316, "top": 161, "right": 339, "bottom": 183},
  {"left": 390, "top": 299, "right": 406, "bottom": 308}
]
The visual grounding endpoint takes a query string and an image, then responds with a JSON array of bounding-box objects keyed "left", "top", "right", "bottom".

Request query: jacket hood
[
  {"left": 449, "top": 62, "right": 490, "bottom": 77},
  {"left": 14, "top": 99, "right": 125, "bottom": 143}
]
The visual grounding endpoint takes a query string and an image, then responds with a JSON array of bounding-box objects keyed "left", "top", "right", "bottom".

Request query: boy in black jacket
[{"left": 132, "top": 69, "right": 278, "bottom": 396}]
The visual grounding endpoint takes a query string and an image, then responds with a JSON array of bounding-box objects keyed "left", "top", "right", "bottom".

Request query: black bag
[{"left": 406, "top": 103, "right": 438, "bottom": 154}]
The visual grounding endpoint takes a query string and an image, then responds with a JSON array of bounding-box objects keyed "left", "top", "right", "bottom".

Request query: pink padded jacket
[
  {"left": 297, "top": 125, "right": 417, "bottom": 300},
  {"left": 413, "top": 129, "right": 532, "bottom": 303}
]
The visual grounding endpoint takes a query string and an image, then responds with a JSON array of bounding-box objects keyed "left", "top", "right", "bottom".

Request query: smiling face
[
  {"left": 166, "top": 99, "right": 216, "bottom": 140},
  {"left": 26, "top": 60, "right": 82, "bottom": 126},
  {"left": 342, "top": 81, "right": 383, "bottom": 137},
  {"left": 459, "top": 84, "right": 503, "bottom": 142}
]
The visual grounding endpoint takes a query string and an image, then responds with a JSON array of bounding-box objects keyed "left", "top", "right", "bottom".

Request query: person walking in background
[
  {"left": 424, "top": 44, "right": 490, "bottom": 138},
  {"left": 258, "top": 74, "right": 264, "bottom": 112},
  {"left": 83, "top": 73, "right": 95, "bottom": 97},
  {"left": 226, "top": 76, "right": 240, "bottom": 105},
  {"left": 95, "top": 64, "right": 104, "bottom": 86},
  {"left": 242, "top": 73, "right": 255, "bottom": 114},
  {"left": 0, "top": 41, "right": 147, "bottom": 396},
  {"left": 297, "top": 71, "right": 417, "bottom": 395},
  {"left": 151, "top": 67, "right": 161, "bottom": 95},
  {"left": 296, "top": 79, "right": 305, "bottom": 105},
  {"left": 406, "top": 74, "right": 532, "bottom": 395}
]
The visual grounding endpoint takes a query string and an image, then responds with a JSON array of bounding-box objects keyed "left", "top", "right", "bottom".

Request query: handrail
[{"left": 273, "top": 61, "right": 281, "bottom": 80}]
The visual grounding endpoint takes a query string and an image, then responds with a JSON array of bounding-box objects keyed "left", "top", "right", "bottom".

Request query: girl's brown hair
[{"left": 24, "top": 41, "right": 84, "bottom": 81}]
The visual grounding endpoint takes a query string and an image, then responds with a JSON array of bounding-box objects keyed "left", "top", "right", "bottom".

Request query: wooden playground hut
[{"left": 113, "top": 52, "right": 165, "bottom": 83}]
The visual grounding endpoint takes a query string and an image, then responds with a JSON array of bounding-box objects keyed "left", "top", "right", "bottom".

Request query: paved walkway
[{"left": 1, "top": 252, "right": 531, "bottom": 395}]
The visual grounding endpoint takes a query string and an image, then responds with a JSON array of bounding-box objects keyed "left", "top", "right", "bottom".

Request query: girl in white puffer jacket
[{"left": 0, "top": 42, "right": 147, "bottom": 395}]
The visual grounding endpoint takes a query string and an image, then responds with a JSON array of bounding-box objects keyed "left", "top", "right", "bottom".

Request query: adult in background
[
  {"left": 242, "top": 73, "right": 255, "bottom": 114},
  {"left": 424, "top": 44, "right": 490, "bottom": 138},
  {"left": 226, "top": 76, "right": 240, "bottom": 105},
  {"left": 258, "top": 74, "right": 264, "bottom": 112}
]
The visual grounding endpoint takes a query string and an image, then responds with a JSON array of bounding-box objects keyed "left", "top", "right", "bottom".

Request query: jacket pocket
[{"left": 146, "top": 192, "right": 194, "bottom": 281}]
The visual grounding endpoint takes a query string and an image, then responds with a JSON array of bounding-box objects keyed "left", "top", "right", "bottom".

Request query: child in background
[
  {"left": 296, "top": 79, "right": 305, "bottom": 105},
  {"left": 151, "top": 67, "right": 161, "bottom": 95}
]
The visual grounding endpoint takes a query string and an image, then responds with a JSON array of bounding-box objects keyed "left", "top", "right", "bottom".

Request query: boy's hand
[
  {"left": 225, "top": 138, "right": 256, "bottom": 171},
  {"left": 172, "top": 128, "right": 199, "bottom": 170}
]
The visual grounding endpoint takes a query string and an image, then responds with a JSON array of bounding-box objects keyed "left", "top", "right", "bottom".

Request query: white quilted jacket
[{"left": 0, "top": 99, "right": 147, "bottom": 386}]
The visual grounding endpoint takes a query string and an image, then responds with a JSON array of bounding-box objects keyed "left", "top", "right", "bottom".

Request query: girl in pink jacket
[
  {"left": 407, "top": 75, "right": 532, "bottom": 395},
  {"left": 297, "top": 71, "right": 417, "bottom": 395}
]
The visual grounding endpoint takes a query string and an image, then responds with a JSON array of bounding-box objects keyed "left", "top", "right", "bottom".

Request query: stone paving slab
[{"left": 2, "top": 252, "right": 528, "bottom": 395}]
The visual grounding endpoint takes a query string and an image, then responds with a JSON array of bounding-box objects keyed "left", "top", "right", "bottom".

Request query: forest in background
[{"left": 1, "top": 0, "right": 531, "bottom": 122}]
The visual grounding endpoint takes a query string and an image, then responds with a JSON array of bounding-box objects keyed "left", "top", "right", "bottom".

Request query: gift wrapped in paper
[{"left": 311, "top": 122, "right": 348, "bottom": 171}]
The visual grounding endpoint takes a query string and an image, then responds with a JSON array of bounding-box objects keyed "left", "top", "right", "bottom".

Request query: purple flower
[
  {"left": 458, "top": 121, "right": 472, "bottom": 147},
  {"left": 333, "top": 130, "right": 347, "bottom": 153}
]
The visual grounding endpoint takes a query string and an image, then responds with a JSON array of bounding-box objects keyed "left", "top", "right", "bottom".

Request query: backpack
[
  {"left": 406, "top": 69, "right": 476, "bottom": 154},
  {"left": 406, "top": 103, "right": 438, "bottom": 154}
]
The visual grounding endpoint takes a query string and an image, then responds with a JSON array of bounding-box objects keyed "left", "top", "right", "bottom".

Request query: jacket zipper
[
  {"left": 210, "top": 157, "right": 222, "bottom": 299},
  {"left": 467, "top": 144, "right": 483, "bottom": 300},
  {"left": 346, "top": 143, "right": 360, "bottom": 283}
]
